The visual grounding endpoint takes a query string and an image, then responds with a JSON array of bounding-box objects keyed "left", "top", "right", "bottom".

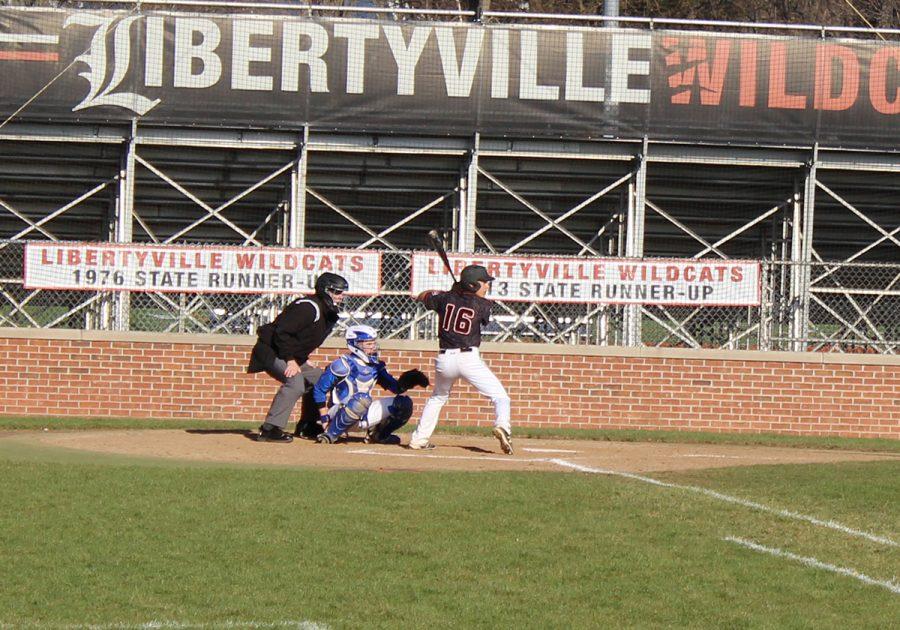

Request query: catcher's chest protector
[{"left": 333, "top": 356, "right": 379, "bottom": 404}]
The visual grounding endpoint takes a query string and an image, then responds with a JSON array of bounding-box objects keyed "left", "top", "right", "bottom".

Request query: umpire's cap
[{"left": 460, "top": 265, "right": 494, "bottom": 291}]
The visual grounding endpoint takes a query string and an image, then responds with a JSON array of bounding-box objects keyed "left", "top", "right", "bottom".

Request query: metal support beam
[
  {"left": 623, "top": 138, "right": 648, "bottom": 346},
  {"left": 458, "top": 132, "right": 479, "bottom": 252},
  {"left": 111, "top": 119, "right": 137, "bottom": 331},
  {"left": 788, "top": 177, "right": 803, "bottom": 350},
  {"left": 625, "top": 139, "right": 648, "bottom": 257},
  {"left": 138, "top": 155, "right": 292, "bottom": 245},
  {"left": 507, "top": 172, "right": 631, "bottom": 253},
  {"left": 289, "top": 126, "right": 309, "bottom": 247},
  {"left": 479, "top": 166, "right": 603, "bottom": 255},
  {"left": 0, "top": 178, "right": 115, "bottom": 251},
  {"left": 793, "top": 144, "right": 819, "bottom": 351}
]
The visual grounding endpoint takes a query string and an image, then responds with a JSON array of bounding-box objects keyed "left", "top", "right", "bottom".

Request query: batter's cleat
[
  {"left": 408, "top": 441, "right": 436, "bottom": 451},
  {"left": 257, "top": 425, "right": 293, "bottom": 443},
  {"left": 492, "top": 427, "right": 513, "bottom": 455}
]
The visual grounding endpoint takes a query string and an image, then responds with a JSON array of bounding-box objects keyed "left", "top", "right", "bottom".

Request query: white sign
[
  {"left": 24, "top": 243, "right": 382, "bottom": 295},
  {"left": 411, "top": 253, "right": 760, "bottom": 306}
]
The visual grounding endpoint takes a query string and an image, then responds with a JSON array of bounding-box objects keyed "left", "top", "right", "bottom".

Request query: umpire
[{"left": 247, "top": 272, "right": 349, "bottom": 442}]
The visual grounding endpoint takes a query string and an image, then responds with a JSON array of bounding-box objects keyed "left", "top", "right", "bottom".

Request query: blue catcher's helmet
[{"left": 346, "top": 325, "right": 379, "bottom": 364}]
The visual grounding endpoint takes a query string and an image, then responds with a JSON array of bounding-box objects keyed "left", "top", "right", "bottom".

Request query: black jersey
[
  {"left": 423, "top": 286, "right": 493, "bottom": 349},
  {"left": 247, "top": 293, "right": 338, "bottom": 373}
]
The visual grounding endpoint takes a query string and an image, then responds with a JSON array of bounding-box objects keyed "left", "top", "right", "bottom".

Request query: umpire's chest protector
[{"left": 272, "top": 296, "right": 338, "bottom": 363}]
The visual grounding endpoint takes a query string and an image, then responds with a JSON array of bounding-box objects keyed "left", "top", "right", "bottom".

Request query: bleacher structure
[{"left": 1, "top": 2, "right": 898, "bottom": 352}]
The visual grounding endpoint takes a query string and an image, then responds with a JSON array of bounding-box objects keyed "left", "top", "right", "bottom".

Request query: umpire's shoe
[
  {"left": 293, "top": 419, "right": 323, "bottom": 440},
  {"left": 257, "top": 424, "right": 293, "bottom": 443},
  {"left": 492, "top": 427, "right": 513, "bottom": 455}
]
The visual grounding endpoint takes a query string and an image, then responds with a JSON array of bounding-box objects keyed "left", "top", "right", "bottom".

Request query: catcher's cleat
[
  {"left": 492, "top": 427, "right": 513, "bottom": 455},
  {"left": 408, "top": 441, "right": 436, "bottom": 451},
  {"left": 316, "top": 432, "right": 337, "bottom": 444},
  {"left": 365, "top": 424, "right": 403, "bottom": 445},
  {"left": 257, "top": 425, "right": 293, "bottom": 443},
  {"left": 367, "top": 433, "right": 402, "bottom": 445}
]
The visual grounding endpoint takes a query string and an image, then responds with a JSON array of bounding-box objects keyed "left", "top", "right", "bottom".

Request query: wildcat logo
[{"left": 63, "top": 14, "right": 160, "bottom": 115}]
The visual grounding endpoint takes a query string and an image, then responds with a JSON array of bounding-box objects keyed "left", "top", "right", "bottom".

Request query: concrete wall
[{"left": 1, "top": 329, "right": 897, "bottom": 438}]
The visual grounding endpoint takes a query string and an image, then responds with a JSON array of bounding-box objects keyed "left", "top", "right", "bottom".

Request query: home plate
[{"left": 523, "top": 447, "right": 580, "bottom": 454}]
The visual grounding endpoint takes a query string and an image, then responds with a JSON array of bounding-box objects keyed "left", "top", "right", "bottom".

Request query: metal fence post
[
  {"left": 458, "top": 132, "right": 479, "bottom": 253},
  {"left": 289, "top": 125, "right": 309, "bottom": 248},
  {"left": 792, "top": 144, "right": 818, "bottom": 351},
  {"left": 112, "top": 119, "right": 137, "bottom": 331},
  {"left": 759, "top": 260, "right": 771, "bottom": 350},
  {"left": 623, "top": 137, "right": 648, "bottom": 346}
]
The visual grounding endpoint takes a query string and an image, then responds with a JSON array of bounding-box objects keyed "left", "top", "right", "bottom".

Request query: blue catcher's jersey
[{"left": 313, "top": 353, "right": 400, "bottom": 407}]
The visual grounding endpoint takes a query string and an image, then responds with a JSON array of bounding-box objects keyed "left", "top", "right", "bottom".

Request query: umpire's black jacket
[{"left": 247, "top": 294, "right": 339, "bottom": 373}]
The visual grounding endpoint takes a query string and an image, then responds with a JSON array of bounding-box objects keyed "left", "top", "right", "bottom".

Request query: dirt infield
[{"left": 6, "top": 429, "right": 898, "bottom": 472}]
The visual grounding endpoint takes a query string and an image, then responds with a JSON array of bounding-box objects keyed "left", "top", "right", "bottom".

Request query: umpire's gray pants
[{"left": 263, "top": 359, "right": 323, "bottom": 429}]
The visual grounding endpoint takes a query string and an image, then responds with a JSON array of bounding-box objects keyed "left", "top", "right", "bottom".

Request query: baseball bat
[{"left": 427, "top": 229, "right": 457, "bottom": 282}]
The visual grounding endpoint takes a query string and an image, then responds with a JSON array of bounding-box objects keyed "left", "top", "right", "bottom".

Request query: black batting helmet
[{"left": 459, "top": 265, "right": 494, "bottom": 292}]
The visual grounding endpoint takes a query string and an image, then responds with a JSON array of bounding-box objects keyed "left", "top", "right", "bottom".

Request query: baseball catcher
[{"left": 313, "top": 325, "right": 430, "bottom": 445}]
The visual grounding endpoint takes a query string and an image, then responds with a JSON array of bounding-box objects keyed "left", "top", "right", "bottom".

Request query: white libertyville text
[{"left": 142, "top": 18, "right": 651, "bottom": 102}]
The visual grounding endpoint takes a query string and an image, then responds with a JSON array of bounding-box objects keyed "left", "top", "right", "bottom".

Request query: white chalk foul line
[
  {"left": 724, "top": 536, "right": 900, "bottom": 596},
  {"left": 347, "top": 448, "right": 547, "bottom": 464},
  {"left": 0, "top": 621, "right": 328, "bottom": 629},
  {"left": 549, "top": 458, "right": 899, "bottom": 548},
  {"left": 677, "top": 454, "right": 776, "bottom": 460}
]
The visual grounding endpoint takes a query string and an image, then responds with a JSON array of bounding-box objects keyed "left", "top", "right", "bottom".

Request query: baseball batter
[{"left": 408, "top": 264, "right": 513, "bottom": 454}]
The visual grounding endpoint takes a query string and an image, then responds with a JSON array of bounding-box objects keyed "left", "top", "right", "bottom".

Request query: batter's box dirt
[{"left": 6, "top": 429, "right": 897, "bottom": 473}]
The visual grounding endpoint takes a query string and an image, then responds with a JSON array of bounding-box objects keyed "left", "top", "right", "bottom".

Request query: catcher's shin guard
[
  {"left": 367, "top": 395, "right": 412, "bottom": 444},
  {"left": 321, "top": 407, "right": 356, "bottom": 443},
  {"left": 387, "top": 395, "right": 413, "bottom": 423}
]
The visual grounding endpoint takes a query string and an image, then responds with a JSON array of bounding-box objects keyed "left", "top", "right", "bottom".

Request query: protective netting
[
  {"left": 2, "top": 5, "right": 899, "bottom": 148},
  {"left": 3, "top": 240, "right": 899, "bottom": 353},
  {"left": 2, "top": 5, "right": 898, "bottom": 355}
]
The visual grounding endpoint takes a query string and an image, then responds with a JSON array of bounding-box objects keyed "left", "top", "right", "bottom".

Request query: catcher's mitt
[{"left": 397, "top": 368, "right": 430, "bottom": 392}]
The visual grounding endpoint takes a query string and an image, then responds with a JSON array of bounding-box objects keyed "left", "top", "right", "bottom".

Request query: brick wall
[{"left": 1, "top": 330, "right": 897, "bottom": 438}]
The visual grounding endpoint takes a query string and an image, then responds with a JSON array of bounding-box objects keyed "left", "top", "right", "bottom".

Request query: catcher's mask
[
  {"left": 346, "top": 324, "right": 379, "bottom": 364},
  {"left": 315, "top": 273, "right": 349, "bottom": 304}
]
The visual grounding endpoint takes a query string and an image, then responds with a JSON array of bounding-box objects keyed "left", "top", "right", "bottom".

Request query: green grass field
[{"left": 0, "top": 420, "right": 897, "bottom": 629}]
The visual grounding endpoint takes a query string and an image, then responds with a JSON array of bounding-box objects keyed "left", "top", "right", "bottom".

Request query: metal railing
[
  {"left": 12, "top": 0, "right": 900, "bottom": 37},
  {"left": 2, "top": 241, "right": 897, "bottom": 353},
  {"left": 13, "top": 1, "right": 900, "bottom": 39}
]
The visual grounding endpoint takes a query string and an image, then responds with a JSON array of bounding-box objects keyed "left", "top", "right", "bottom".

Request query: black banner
[{"left": 1, "top": 8, "right": 898, "bottom": 149}]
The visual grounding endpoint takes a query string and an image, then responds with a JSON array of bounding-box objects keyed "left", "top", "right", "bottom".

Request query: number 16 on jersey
[{"left": 442, "top": 304, "right": 475, "bottom": 335}]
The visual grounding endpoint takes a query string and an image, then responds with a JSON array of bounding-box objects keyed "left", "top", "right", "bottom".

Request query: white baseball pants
[
  {"left": 326, "top": 396, "right": 396, "bottom": 433},
  {"left": 409, "top": 348, "right": 511, "bottom": 447}
]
